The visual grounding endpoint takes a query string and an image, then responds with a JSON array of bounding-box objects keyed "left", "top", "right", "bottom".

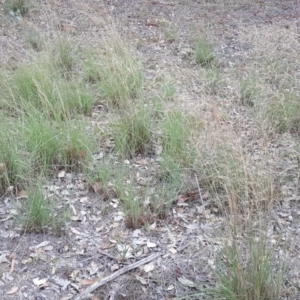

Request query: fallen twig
[{"left": 74, "top": 252, "right": 161, "bottom": 300}]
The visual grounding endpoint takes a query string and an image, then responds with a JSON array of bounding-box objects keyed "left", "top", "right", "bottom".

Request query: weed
[
  {"left": 195, "top": 36, "right": 215, "bottom": 67},
  {"left": 0, "top": 122, "right": 26, "bottom": 194},
  {"left": 210, "top": 225, "right": 285, "bottom": 300},
  {"left": 121, "top": 185, "right": 145, "bottom": 229},
  {"left": 5, "top": 62, "right": 94, "bottom": 119},
  {"left": 82, "top": 48, "right": 102, "bottom": 83},
  {"left": 22, "top": 115, "right": 93, "bottom": 172},
  {"left": 160, "top": 81, "right": 177, "bottom": 101},
  {"left": 204, "top": 67, "right": 223, "bottom": 95},
  {"left": 162, "top": 110, "right": 193, "bottom": 165},
  {"left": 21, "top": 187, "right": 52, "bottom": 233},
  {"left": 150, "top": 97, "right": 164, "bottom": 119},
  {"left": 62, "top": 122, "right": 93, "bottom": 169},
  {"left": 150, "top": 181, "right": 180, "bottom": 217},
  {"left": 158, "top": 155, "right": 182, "bottom": 183},
  {"left": 52, "top": 38, "right": 76, "bottom": 76},
  {"left": 85, "top": 27, "right": 143, "bottom": 108},
  {"left": 257, "top": 92, "right": 300, "bottom": 134},
  {"left": 163, "top": 25, "right": 178, "bottom": 42},
  {"left": 113, "top": 107, "right": 152, "bottom": 159},
  {"left": 86, "top": 159, "right": 116, "bottom": 199},
  {"left": 25, "top": 29, "right": 43, "bottom": 51},
  {"left": 240, "top": 76, "right": 261, "bottom": 107},
  {"left": 22, "top": 115, "right": 62, "bottom": 171},
  {"left": 21, "top": 185, "right": 66, "bottom": 233},
  {"left": 3, "top": 0, "right": 31, "bottom": 16},
  {"left": 197, "top": 136, "right": 272, "bottom": 214}
]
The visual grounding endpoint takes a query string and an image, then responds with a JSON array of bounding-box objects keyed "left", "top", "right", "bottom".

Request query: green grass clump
[
  {"left": 52, "top": 39, "right": 76, "bottom": 76},
  {"left": 25, "top": 29, "right": 43, "bottom": 51},
  {"left": 3, "top": 0, "right": 31, "bottom": 16},
  {"left": 158, "top": 154, "right": 182, "bottom": 183},
  {"left": 22, "top": 187, "right": 52, "bottom": 233},
  {"left": 204, "top": 67, "right": 223, "bottom": 95},
  {"left": 0, "top": 121, "right": 27, "bottom": 194},
  {"left": 82, "top": 48, "right": 102, "bottom": 83},
  {"left": 162, "top": 111, "right": 193, "bottom": 164},
  {"left": 258, "top": 92, "right": 300, "bottom": 134},
  {"left": 21, "top": 185, "right": 67, "bottom": 234},
  {"left": 197, "top": 136, "right": 272, "bottom": 214},
  {"left": 151, "top": 181, "right": 180, "bottom": 216},
  {"left": 22, "top": 115, "right": 93, "bottom": 172},
  {"left": 160, "top": 81, "right": 177, "bottom": 101},
  {"left": 113, "top": 107, "right": 152, "bottom": 159},
  {"left": 86, "top": 160, "right": 115, "bottom": 198},
  {"left": 4, "top": 62, "right": 94, "bottom": 119},
  {"left": 120, "top": 184, "right": 145, "bottom": 229},
  {"left": 195, "top": 37, "right": 215, "bottom": 67},
  {"left": 240, "top": 76, "right": 261, "bottom": 107},
  {"left": 209, "top": 228, "right": 285, "bottom": 300},
  {"left": 163, "top": 25, "right": 178, "bottom": 42},
  {"left": 83, "top": 28, "right": 143, "bottom": 108}
]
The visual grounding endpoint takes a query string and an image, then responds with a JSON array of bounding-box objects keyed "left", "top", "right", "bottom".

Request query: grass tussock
[
  {"left": 113, "top": 107, "right": 152, "bottom": 159},
  {"left": 22, "top": 115, "right": 93, "bottom": 172},
  {"left": 239, "top": 76, "right": 261, "bottom": 107},
  {"left": 195, "top": 36, "right": 215, "bottom": 67},
  {"left": 0, "top": 122, "right": 27, "bottom": 195},
  {"left": 3, "top": 0, "right": 32, "bottom": 16},
  {"left": 2, "top": 60, "right": 94, "bottom": 120},
  {"left": 83, "top": 26, "right": 143, "bottom": 108},
  {"left": 52, "top": 38, "right": 77, "bottom": 76},
  {"left": 162, "top": 110, "right": 195, "bottom": 166},
  {"left": 197, "top": 134, "right": 273, "bottom": 214},
  {"left": 204, "top": 67, "right": 224, "bottom": 95},
  {"left": 25, "top": 29, "right": 43, "bottom": 51},
  {"left": 21, "top": 184, "right": 66, "bottom": 234},
  {"left": 200, "top": 221, "right": 286, "bottom": 300},
  {"left": 257, "top": 91, "right": 300, "bottom": 134}
]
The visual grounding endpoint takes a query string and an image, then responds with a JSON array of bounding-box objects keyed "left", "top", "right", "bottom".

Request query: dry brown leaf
[
  {"left": 70, "top": 269, "right": 80, "bottom": 281},
  {"left": 168, "top": 247, "right": 177, "bottom": 254},
  {"left": 277, "top": 217, "right": 286, "bottom": 225},
  {"left": 143, "top": 262, "right": 154, "bottom": 273},
  {"left": 9, "top": 253, "right": 16, "bottom": 274},
  {"left": 77, "top": 278, "right": 100, "bottom": 286},
  {"left": 136, "top": 159, "right": 148, "bottom": 165},
  {"left": 30, "top": 241, "right": 50, "bottom": 250},
  {"left": 79, "top": 196, "right": 88, "bottom": 203},
  {"left": 70, "top": 227, "right": 82, "bottom": 235},
  {"left": 33, "top": 277, "right": 48, "bottom": 286},
  {"left": 178, "top": 276, "right": 195, "bottom": 288},
  {"left": 111, "top": 264, "right": 119, "bottom": 272},
  {"left": 44, "top": 245, "right": 53, "bottom": 251},
  {"left": 101, "top": 242, "right": 114, "bottom": 250},
  {"left": 58, "top": 170, "right": 66, "bottom": 178},
  {"left": 135, "top": 275, "right": 147, "bottom": 284},
  {"left": 231, "top": 192, "right": 238, "bottom": 215},
  {"left": 6, "top": 286, "right": 18, "bottom": 295},
  {"left": 0, "top": 163, "right": 6, "bottom": 172},
  {"left": 6, "top": 186, "right": 14, "bottom": 193},
  {"left": 147, "top": 240, "right": 156, "bottom": 248},
  {"left": 177, "top": 195, "right": 189, "bottom": 203},
  {"left": 17, "top": 190, "right": 28, "bottom": 199}
]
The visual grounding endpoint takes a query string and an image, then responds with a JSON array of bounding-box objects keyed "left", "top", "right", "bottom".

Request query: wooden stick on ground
[{"left": 74, "top": 252, "right": 162, "bottom": 300}]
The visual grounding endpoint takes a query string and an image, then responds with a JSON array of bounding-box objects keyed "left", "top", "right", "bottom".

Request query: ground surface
[{"left": 1, "top": 0, "right": 300, "bottom": 299}]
